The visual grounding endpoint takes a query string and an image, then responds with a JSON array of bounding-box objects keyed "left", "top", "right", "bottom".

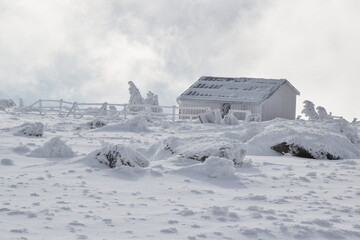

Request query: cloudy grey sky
[{"left": 1, "top": 0, "right": 359, "bottom": 120}]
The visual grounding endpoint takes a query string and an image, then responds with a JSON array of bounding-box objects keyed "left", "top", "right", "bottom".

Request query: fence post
[
  {"left": 172, "top": 105, "right": 176, "bottom": 122},
  {"left": 59, "top": 99, "right": 63, "bottom": 116},
  {"left": 124, "top": 104, "right": 127, "bottom": 119},
  {"left": 39, "top": 99, "right": 43, "bottom": 115},
  {"left": 19, "top": 98, "right": 24, "bottom": 112}
]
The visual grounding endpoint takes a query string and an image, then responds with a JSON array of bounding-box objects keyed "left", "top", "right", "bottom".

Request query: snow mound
[
  {"left": 13, "top": 144, "right": 31, "bottom": 154},
  {"left": 175, "top": 156, "right": 235, "bottom": 179},
  {"left": 1, "top": 158, "right": 14, "bottom": 166},
  {"left": 203, "top": 156, "right": 235, "bottom": 178},
  {"left": 94, "top": 144, "right": 149, "bottom": 168},
  {"left": 28, "top": 137, "right": 76, "bottom": 158},
  {"left": 247, "top": 119, "right": 360, "bottom": 159},
  {"left": 153, "top": 137, "right": 246, "bottom": 165},
  {"left": 15, "top": 122, "right": 44, "bottom": 137},
  {"left": 99, "top": 116, "right": 149, "bottom": 132}
]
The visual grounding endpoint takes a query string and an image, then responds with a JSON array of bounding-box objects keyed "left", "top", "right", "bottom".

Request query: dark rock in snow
[
  {"left": 271, "top": 142, "right": 342, "bottom": 160},
  {"left": 88, "top": 119, "right": 106, "bottom": 129}
]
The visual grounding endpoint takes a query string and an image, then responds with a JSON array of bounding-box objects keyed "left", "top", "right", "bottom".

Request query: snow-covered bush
[
  {"left": 223, "top": 112, "right": 239, "bottom": 125},
  {"left": 316, "top": 106, "right": 331, "bottom": 120},
  {"left": 94, "top": 144, "right": 149, "bottom": 168},
  {"left": 126, "top": 115, "right": 149, "bottom": 132},
  {"left": 203, "top": 157, "right": 235, "bottom": 178},
  {"left": 145, "top": 91, "right": 162, "bottom": 113},
  {"left": 301, "top": 100, "right": 319, "bottom": 120},
  {"left": 15, "top": 122, "right": 44, "bottom": 137},
  {"left": 87, "top": 119, "right": 106, "bottom": 129},
  {"left": 28, "top": 137, "right": 76, "bottom": 158}
]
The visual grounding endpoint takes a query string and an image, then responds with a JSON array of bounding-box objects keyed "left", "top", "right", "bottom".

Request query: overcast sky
[{"left": 1, "top": 0, "right": 359, "bottom": 120}]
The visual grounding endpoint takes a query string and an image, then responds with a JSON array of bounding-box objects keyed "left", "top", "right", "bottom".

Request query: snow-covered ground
[{"left": 1, "top": 112, "right": 360, "bottom": 240}]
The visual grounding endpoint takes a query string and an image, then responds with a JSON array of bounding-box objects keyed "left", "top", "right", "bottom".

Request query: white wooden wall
[
  {"left": 178, "top": 100, "right": 261, "bottom": 120},
  {"left": 261, "top": 83, "right": 297, "bottom": 121}
]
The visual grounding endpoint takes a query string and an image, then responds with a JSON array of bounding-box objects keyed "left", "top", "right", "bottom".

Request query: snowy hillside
[{"left": 1, "top": 112, "right": 360, "bottom": 240}]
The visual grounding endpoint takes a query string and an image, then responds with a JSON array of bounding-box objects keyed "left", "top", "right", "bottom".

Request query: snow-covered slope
[{"left": 1, "top": 112, "right": 360, "bottom": 240}]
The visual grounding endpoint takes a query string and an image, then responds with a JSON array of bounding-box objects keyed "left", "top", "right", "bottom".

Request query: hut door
[{"left": 222, "top": 103, "right": 231, "bottom": 117}]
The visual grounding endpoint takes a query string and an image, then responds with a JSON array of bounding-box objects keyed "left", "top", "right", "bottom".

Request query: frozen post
[
  {"left": 172, "top": 105, "right": 176, "bottom": 122},
  {"left": 59, "top": 99, "right": 63, "bottom": 116},
  {"left": 39, "top": 99, "right": 43, "bottom": 115}
]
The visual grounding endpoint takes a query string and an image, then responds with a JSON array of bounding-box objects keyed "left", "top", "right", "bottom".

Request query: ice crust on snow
[{"left": 28, "top": 137, "right": 76, "bottom": 158}]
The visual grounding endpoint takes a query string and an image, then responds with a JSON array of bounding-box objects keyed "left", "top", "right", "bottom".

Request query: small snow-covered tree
[
  {"left": 316, "top": 106, "right": 332, "bottom": 120},
  {"left": 128, "top": 81, "right": 145, "bottom": 112},
  {"left": 301, "top": 100, "right": 319, "bottom": 120},
  {"left": 145, "top": 91, "right": 162, "bottom": 113}
]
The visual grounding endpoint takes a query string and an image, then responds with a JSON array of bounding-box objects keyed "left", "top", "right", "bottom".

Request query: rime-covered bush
[
  {"left": 95, "top": 144, "right": 149, "bottom": 168},
  {"left": 28, "top": 137, "right": 76, "bottom": 158},
  {"left": 223, "top": 112, "right": 239, "bottom": 125},
  {"left": 316, "top": 106, "right": 331, "bottom": 120},
  {"left": 126, "top": 115, "right": 149, "bottom": 132},
  {"left": 145, "top": 91, "right": 162, "bottom": 113},
  {"left": 16, "top": 122, "right": 44, "bottom": 137},
  {"left": 301, "top": 100, "right": 319, "bottom": 120},
  {"left": 128, "top": 81, "right": 145, "bottom": 112}
]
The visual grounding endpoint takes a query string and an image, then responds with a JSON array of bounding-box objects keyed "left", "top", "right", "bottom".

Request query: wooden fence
[{"left": 20, "top": 99, "right": 210, "bottom": 121}]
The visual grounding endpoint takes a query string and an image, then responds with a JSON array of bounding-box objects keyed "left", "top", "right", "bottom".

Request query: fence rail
[{"left": 21, "top": 99, "right": 210, "bottom": 121}]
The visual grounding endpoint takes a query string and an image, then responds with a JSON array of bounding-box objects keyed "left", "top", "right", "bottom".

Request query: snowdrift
[{"left": 97, "top": 115, "right": 149, "bottom": 132}]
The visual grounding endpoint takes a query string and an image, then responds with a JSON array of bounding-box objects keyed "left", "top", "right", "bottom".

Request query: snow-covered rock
[
  {"left": 94, "top": 144, "right": 149, "bottom": 168},
  {"left": 28, "top": 137, "right": 76, "bottom": 158},
  {"left": 87, "top": 119, "right": 106, "bottom": 129},
  {"left": 0, "top": 99, "right": 16, "bottom": 110},
  {"left": 15, "top": 122, "right": 44, "bottom": 137},
  {"left": 247, "top": 119, "right": 360, "bottom": 159},
  {"left": 152, "top": 137, "right": 246, "bottom": 165}
]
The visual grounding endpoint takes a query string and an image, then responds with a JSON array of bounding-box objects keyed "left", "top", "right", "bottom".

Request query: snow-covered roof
[{"left": 178, "top": 76, "right": 300, "bottom": 103}]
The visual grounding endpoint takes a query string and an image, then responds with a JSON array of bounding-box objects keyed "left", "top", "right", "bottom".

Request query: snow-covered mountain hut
[{"left": 177, "top": 76, "right": 300, "bottom": 121}]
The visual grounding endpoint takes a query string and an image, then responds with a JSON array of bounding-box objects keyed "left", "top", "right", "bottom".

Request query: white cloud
[{"left": 0, "top": 0, "right": 359, "bottom": 119}]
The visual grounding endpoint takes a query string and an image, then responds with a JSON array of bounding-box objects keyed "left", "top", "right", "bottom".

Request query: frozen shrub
[
  {"left": 16, "top": 122, "right": 44, "bottom": 137},
  {"left": 145, "top": 91, "right": 162, "bottom": 113},
  {"left": 203, "top": 156, "right": 235, "bottom": 178},
  {"left": 88, "top": 119, "right": 106, "bottom": 129},
  {"left": 95, "top": 144, "right": 149, "bottom": 168},
  {"left": 199, "top": 109, "right": 222, "bottom": 124},
  {"left": 128, "top": 81, "right": 145, "bottom": 112},
  {"left": 28, "top": 137, "right": 76, "bottom": 158},
  {"left": 316, "top": 106, "right": 331, "bottom": 120},
  {"left": 301, "top": 100, "right": 319, "bottom": 120},
  {"left": 223, "top": 112, "right": 239, "bottom": 125}
]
